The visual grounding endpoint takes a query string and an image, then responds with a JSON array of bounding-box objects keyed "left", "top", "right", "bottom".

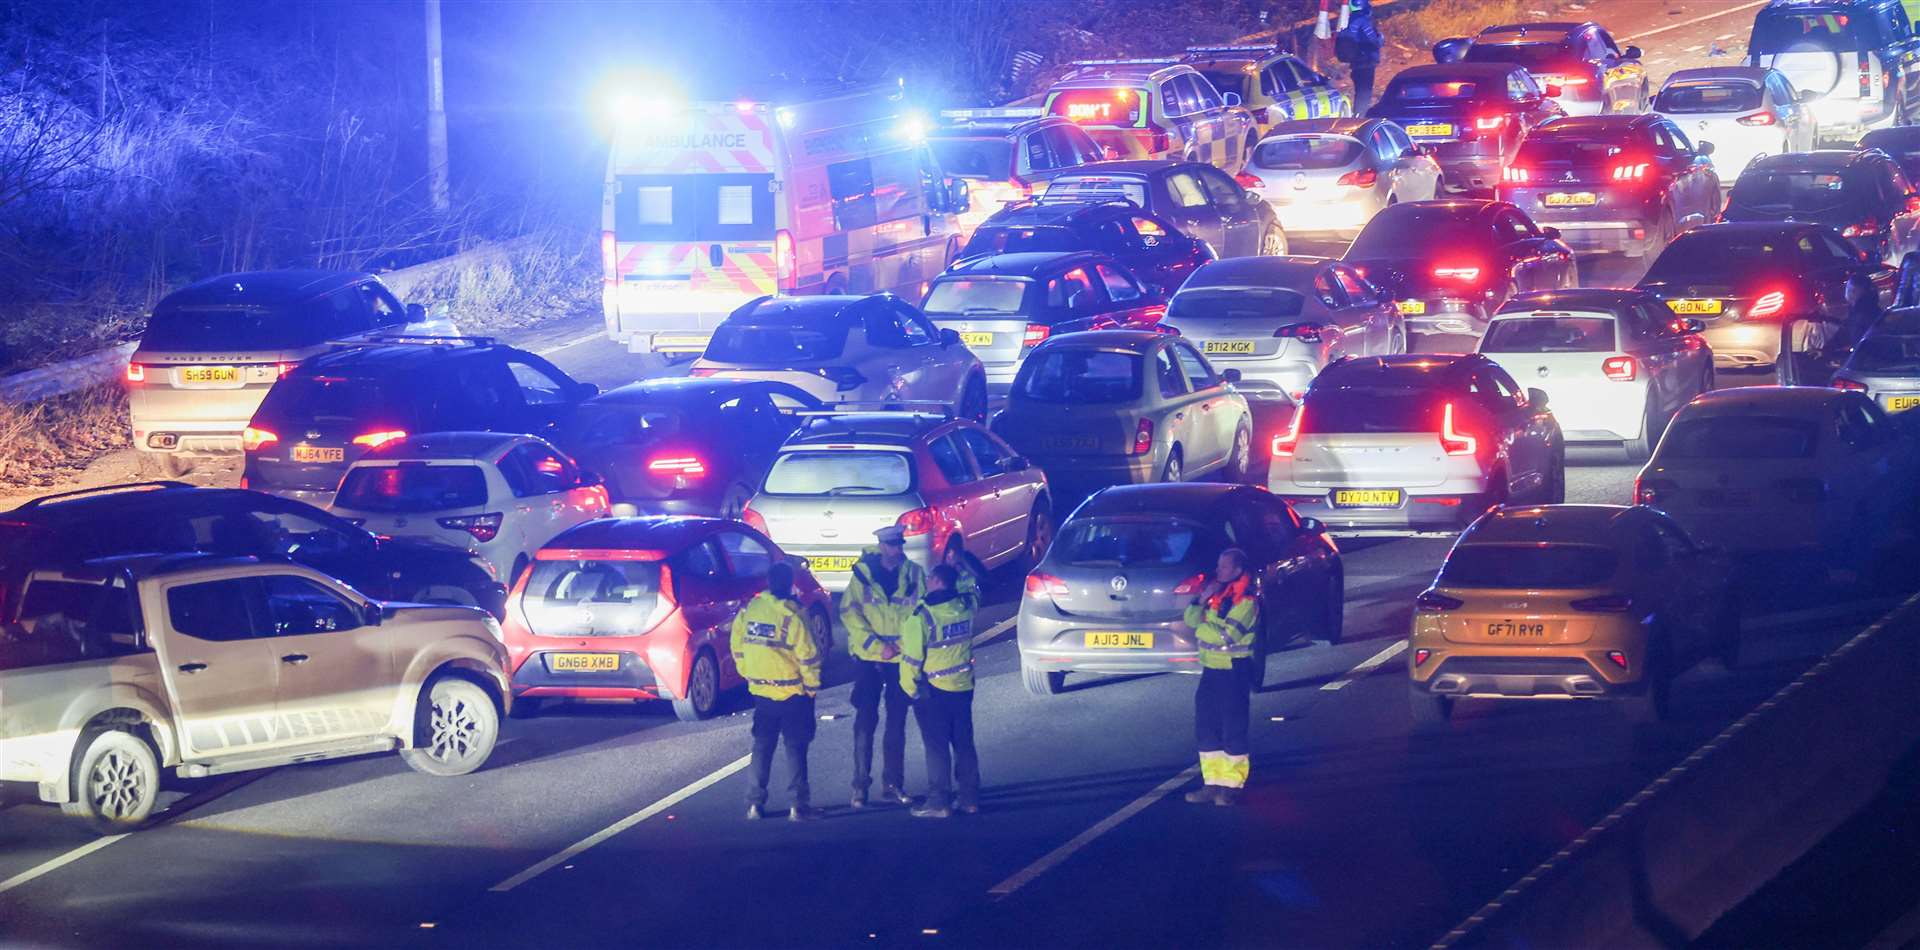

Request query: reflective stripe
[
  {"left": 749, "top": 677, "right": 802, "bottom": 687},
  {"left": 1197, "top": 640, "right": 1250, "bottom": 653},
  {"left": 927, "top": 662, "right": 972, "bottom": 680}
]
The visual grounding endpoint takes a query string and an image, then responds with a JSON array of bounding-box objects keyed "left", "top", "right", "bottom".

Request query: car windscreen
[
  {"left": 705, "top": 318, "right": 851, "bottom": 364},
  {"left": 520, "top": 559, "right": 664, "bottom": 637},
  {"left": 335, "top": 464, "right": 488, "bottom": 513},
  {"left": 1642, "top": 233, "right": 1801, "bottom": 284},
  {"left": 962, "top": 226, "right": 1082, "bottom": 258},
  {"left": 1659, "top": 415, "right": 1821, "bottom": 459},
  {"left": 1727, "top": 169, "right": 1869, "bottom": 220},
  {"left": 1848, "top": 334, "right": 1920, "bottom": 372},
  {"left": 1654, "top": 81, "right": 1764, "bottom": 114},
  {"left": 1252, "top": 136, "right": 1366, "bottom": 170},
  {"left": 1439, "top": 543, "right": 1620, "bottom": 588},
  {"left": 762, "top": 451, "right": 914, "bottom": 495},
  {"left": 1044, "top": 177, "right": 1151, "bottom": 208},
  {"left": 1750, "top": 11, "right": 1875, "bottom": 55},
  {"left": 1301, "top": 384, "right": 1441, "bottom": 433},
  {"left": 1168, "top": 288, "right": 1307, "bottom": 321},
  {"left": 1014, "top": 349, "right": 1142, "bottom": 403},
  {"left": 1463, "top": 43, "right": 1579, "bottom": 72},
  {"left": 254, "top": 375, "right": 412, "bottom": 427},
  {"left": 142, "top": 307, "right": 325, "bottom": 352},
  {"left": 1054, "top": 517, "right": 1201, "bottom": 566},
  {"left": 929, "top": 137, "right": 1015, "bottom": 180},
  {"left": 923, "top": 278, "right": 1033, "bottom": 316},
  {"left": 1379, "top": 78, "right": 1483, "bottom": 102},
  {"left": 1481, "top": 316, "right": 1617, "bottom": 352},
  {"left": 1348, "top": 207, "right": 1482, "bottom": 259}
]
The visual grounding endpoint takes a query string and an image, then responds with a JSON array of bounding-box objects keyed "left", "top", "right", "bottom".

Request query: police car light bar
[
  {"left": 1067, "top": 58, "right": 1180, "bottom": 67},
  {"left": 939, "top": 107, "right": 1045, "bottom": 122},
  {"left": 1184, "top": 45, "right": 1279, "bottom": 55}
]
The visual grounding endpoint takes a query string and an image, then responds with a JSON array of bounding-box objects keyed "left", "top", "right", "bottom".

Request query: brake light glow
[
  {"left": 1440, "top": 402, "right": 1476, "bottom": 456},
  {"left": 1570, "top": 593, "right": 1633, "bottom": 613},
  {"left": 1736, "top": 111, "right": 1777, "bottom": 127},
  {"left": 1131, "top": 417, "right": 1154, "bottom": 456},
  {"left": 1501, "top": 167, "right": 1530, "bottom": 183},
  {"left": 600, "top": 230, "right": 617, "bottom": 281},
  {"left": 436, "top": 512, "right": 503, "bottom": 543},
  {"left": 1025, "top": 572, "right": 1069, "bottom": 598},
  {"left": 739, "top": 504, "right": 768, "bottom": 534},
  {"left": 351, "top": 430, "right": 408, "bottom": 449},
  {"left": 124, "top": 363, "right": 146, "bottom": 384},
  {"left": 1610, "top": 162, "right": 1650, "bottom": 182},
  {"left": 1841, "top": 219, "right": 1879, "bottom": 238},
  {"left": 646, "top": 455, "right": 707, "bottom": 477},
  {"left": 896, "top": 507, "right": 936, "bottom": 537},
  {"left": 1606, "top": 650, "right": 1630, "bottom": 670},
  {"left": 275, "top": 362, "right": 297, "bottom": 379},
  {"left": 1234, "top": 171, "right": 1263, "bottom": 189},
  {"left": 1748, "top": 290, "right": 1786, "bottom": 318},
  {"left": 1832, "top": 378, "right": 1868, "bottom": 392},
  {"left": 1602, "top": 355, "right": 1638, "bottom": 381},
  {"left": 1415, "top": 589, "right": 1464, "bottom": 611},
  {"left": 1336, "top": 168, "right": 1379, "bottom": 188},
  {"left": 1635, "top": 477, "right": 1679, "bottom": 505},
  {"left": 1433, "top": 264, "right": 1481, "bottom": 282},
  {"left": 1172, "top": 572, "right": 1209, "bottom": 595},
  {"left": 1023, "top": 323, "right": 1051, "bottom": 348},
  {"left": 1861, "top": 59, "right": 1873, "bottom": 97},
  {"left": 1271, "top": 408, "right": 1304, "bottom": 457},
  {"left": 1474, "top": 114, "right": 1507, "bottom": 132},
  {"left": 775, "top": 229, "right": 795, "bottom": 283},
  {"left": 242, "top": 426, "right": 278, "bottom": 451}
]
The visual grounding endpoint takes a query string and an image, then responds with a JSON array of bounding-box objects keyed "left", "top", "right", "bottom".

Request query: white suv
[
  {"left": 0, "top": 555, "right": 510, "bottom": 833},
  {"left": 329, "top": 432, "right": 611, "bottom": 585},
  {"left": 690, "top": 294, "right": 990, "bottom": 421}
]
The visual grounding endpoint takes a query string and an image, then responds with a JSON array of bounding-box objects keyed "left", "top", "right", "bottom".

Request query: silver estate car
[
  {"left": 1269, "top": 354, "right": 1565, "bottom": 533},
  {"left": 991, "top": 330, "right": 1255, "bottom": 496},
  {"left": 1161, "top": 256, "right": 1405, "bottom": 402},
  {"left": 742, "top": 411, "right": 1052, "bottom": 592},
  {"left": 1833, "top": 307, "right": 1920, "bottom": 413},
  {"left": 1017, "top": 483, "right": 1343, "bottom": 695}
]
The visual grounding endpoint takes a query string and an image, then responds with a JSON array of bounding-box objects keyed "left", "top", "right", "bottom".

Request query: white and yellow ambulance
[{"left": 601, "top": 86, "right": 970, "bottom": 357}]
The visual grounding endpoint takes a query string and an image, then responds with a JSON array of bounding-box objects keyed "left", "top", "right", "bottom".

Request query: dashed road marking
[
  {"left": 972, "top": 616, "right": 1016, "bottom": 647},
  {"left": 1320, "top": 640, "right": 1408, "bottom": 691},
  {"left": 531, "top": 331, "right": 606, "bottom": 357}
]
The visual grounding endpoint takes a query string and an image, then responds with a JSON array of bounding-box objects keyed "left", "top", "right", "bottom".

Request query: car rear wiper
[{"left": 825, "top": 485, "right": 888, "bottom": 496}]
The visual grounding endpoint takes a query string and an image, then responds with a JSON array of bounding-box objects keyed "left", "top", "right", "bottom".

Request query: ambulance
[{"left": 601, "top": 85, "right": 971, "bottom": 357}]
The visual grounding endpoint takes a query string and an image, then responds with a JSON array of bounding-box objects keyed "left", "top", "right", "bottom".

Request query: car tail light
[
  {"left": 1271, "top": 408, "right": 1304, "bottom": 457},
  {"left": 1605, "top": 650, "right": 1630, "bottom": 670},
  {"left": 1415, "top": 589, "right": 1463, "bottom": 611},
  {"left": 1151, "top": 129, "right": 1171, "bottom": 153},
  {"left": 1440, "top": 402, "right": 1476, "bottom": 456},
  {"left": 437, "top": 512, "right": 503, "bottom": 543},
  {"left": 1274, "top": 324, "right": 1323, "bottom": 341},
  {"left": 1736, "top": 111, "right": 1777, "bottom": 126},
  {"left": 351, "top": 430, "right": 407, "bottom": 448},
  {"left": 1131, "top": 417, "right": 1154, "bottom": 456},
  {"left": 1474, "top": 114, "right": 1507, "bottom": 133},
  {"left": 1776, "top": 477, "right": 1828, "bottom": 504},
  {"left": 1172, "top": 572, "right": 1208, "bottom": 595},
  {"left": 1557, "top": 76, "right": 1590, "bottom": 86},
  {"left": 1841, "top": 219, "right": 1880, "bottom": 238},
  {"left": 1501, "top": 166, "right": 1530, "bottom": 183},
  {"left": 1570, "top": 593, "right": 1634, "bottom": 613},
  {"left": 1432, "top": 264, "right": 1481, "bottom": 283},
  {"left": 1336, "top": 168, "right": 1379, "bottom": 188},
  {"left": 1832, "top": 377, "right": 1868, "bottom": 392},
  {"left": 1748, "top": 290, "right": 1786, "bottom": 318},
  {"left": 1861, "top": 60, "right": 1873, "bottom": 97},
  {"left": 242, "top": 426, "right": 278, "bottom": 451},
  {"left": 1602, "top": 355, "right": 1638, "bottom": 381},
  {"left": 1635, "top": 477, "right": 1679, "bottom": 506},
  {"left": 1025, "top": 572, "right": 1069, "bottom": 598},
  {"left": 1610, "top": 162, "right": 1650, "bottom": 182},
  {"left": 275, "top": 362, "right": 297, "bottom": 379},
  {"left": 1234, "top": 171, "right": 1263, "bottom": 188},
  {"left": 1023, "top": 323, "right": 1051, "bottom": 348},
  {"left": 124, "top": 363, "right": 146, "bottom": 384},
  {"left": 775, "top": 229, "right": 795, "bottom": 283},
  {"left": 647, "top": 454, "right": 708, "bottom": 488},
  {"left": 600, "top": 229, "right": 617, "bottom": 281},
  {"left": 1413, "top": 647, "right": 1433, "bottom": 665},
  {"left": 739, "top": 503, "right": 768, "bottom": 534},
  {"left": 810, "top": 366, "right": 867, "bottom": 391},
  {"left": 897, "top": 506, "right": 936, "bottom": 537}
]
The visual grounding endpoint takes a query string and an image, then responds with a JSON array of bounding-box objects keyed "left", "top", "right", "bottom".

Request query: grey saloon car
[
  {"left": 1016, "top": 483, "right": 1344, "bottom": 695},
  {"left": 1833, "top": 307, "right": 1920, "bottom": 414}
]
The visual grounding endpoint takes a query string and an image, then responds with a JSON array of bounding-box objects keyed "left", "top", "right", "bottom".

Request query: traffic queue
[{"left": 11, "top": 0, "right": 1920, "bottom": 834}]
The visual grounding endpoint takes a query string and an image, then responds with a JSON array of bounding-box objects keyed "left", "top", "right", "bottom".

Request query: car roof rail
[
  {"left": 17, "top": 481, "right": 193, "bottom": 509},
  {"left": 343, "top": 333, "right": 497, "bottom": 348}
]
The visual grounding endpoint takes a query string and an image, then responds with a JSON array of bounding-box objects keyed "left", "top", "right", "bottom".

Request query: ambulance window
[
  {"left": 828, "top": 157, "right": 877, "bottom": 231},
  {"left": 637, "top": 186, "right": 673, "bottom": 224},
  {"left": 870, "top": 149, "right": 926, "bottom": 223},
  {"left": 717, "top": 185, "right": 755, "bottom": 226}
]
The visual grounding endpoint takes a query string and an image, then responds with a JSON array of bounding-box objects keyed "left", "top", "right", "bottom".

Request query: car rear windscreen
[
  {"left": 962, "top": 226, "right": 1082, "bottom": 258},
  {"left": 1654, "top": 82, "right": 1764, "bottom": 114},
  {"left": 929, "top": 138, "right": 1016, "bottom": 179},
  {"left": 1044, "top": 178, "right": 1151, "bottom": 208},
  {"left": 923, "top": 278, "right": 1032, "bottom": 315},
  {"left": 336, "top": 464, "right": 488, "bottom": 513},
  {"left": 763, "top": 451, "right": 913, "bottom": 495},
  {"left": 706, "top": 320, "right": 851, "bottom": 363},
  {"left": 1253, "top": 136, "right": 1366, "bottom": 170},
  {"left": 143, "top": 308, "right": 328, "bottom": 352},
  {"left": 563, "top": 403, "right": 681, "bottom": 445},
  {"left": 1642, "top": 233, "right": 1800, "bottom": 284},
  {"left": 255, "top": 376, "right": 412, "bottom": 427},
  {"left": 1054, "top": 517, "right": 1200, "bottom": 566},
  {"left": 1750, "top": 11, "right": 1874, "bottom": 55},
  {"left": 1301, "top": 385, "right": 1442, "bottom": 433},
  {"left": 1015, "top": 349, "right": 1142, "bottom": 403},
  {"left": 1347, "top": 206, "right": 1483, "bottom": 259},
  {"left": 521, "top": 559, "right": 663, "bottom": 637},
  {"left": 1481, "top": 316, "right": 1616, "bottom": 352},
  {"left": 1848, "top": 334, "right": 1920, "bottom": 372},
  {"left": 1439, "top": 543, "right": 1620, "bottom": 587},
  {"left": 1380, "top": 78, "right": 1482, "bottom": 102},
  {"left": 1514, "top": 137, "right": 1641, "bottom": 174},
  {"left": 1728, "top": 169, "right": 1868, "bottom": 220},
  {"left": 1659, "top": 415, "right": 1820, "bottom": 459},
  {"left": 1168, "top": 288, "right": 1307, "bottom": 321},
  {"left": 1464, "top": 43, "right": 1578, "bottom": 72}
]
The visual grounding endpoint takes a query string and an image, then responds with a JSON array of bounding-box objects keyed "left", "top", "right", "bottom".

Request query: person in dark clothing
[{"left": 1335, "top": 0, "right": 1384, "bottom": 113}]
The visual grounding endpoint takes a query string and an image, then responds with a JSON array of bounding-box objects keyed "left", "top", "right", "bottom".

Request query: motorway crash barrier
[{"left": 1436, "top": 591, "right": 1920, "bottom": 949}]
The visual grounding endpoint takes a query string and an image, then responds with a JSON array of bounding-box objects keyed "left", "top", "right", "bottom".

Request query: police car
[
  {"left": 929, "top": 108, "right": 1105, "bottom": 234},
  {"left": 1041, "top": 60, "right": 1256, "bottom": 173},
  {"left": 1183, "top": 45, "right": 1353, "bottom": 154}
]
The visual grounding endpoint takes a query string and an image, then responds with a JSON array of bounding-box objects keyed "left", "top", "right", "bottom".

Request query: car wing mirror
[
  {"left": 1541, "top": 226, "right": 1563, "bottom": 240},
  {"left": 1432, "top": 37, "right": 1472, "bottom": 63},
  {"left": 576, "top": 469, "right": 605, "bottom": 488},
  {"left": 1696, "top": 140, "right": 1716, "bottom": 157},
  {"left": 1797, "top": 88, "right": 1819, "bottom": 103},
  {"left": 404, "top": 302, "right": 428, "bottom": 324},
  {"left": 362, "top": 602, "right": 385, "bottom": 627},
  {"left": 939, "top": 327, "right": 963, "bottom": 346},
  {"left": 1527, "top": 387, "right": 1551, "bottom": 411},
  {"left": 1221, "top": 367, "right": 1243, "bottom": 384},
  {"left": 1624, "top": 45, "right": 1643, "bottom": 60},
  {"left": 573, "top": 382, "right": 601, "bottom": 400},
  {"left": 1299, "top": 516, "right": 1325, "bottom": 533}
]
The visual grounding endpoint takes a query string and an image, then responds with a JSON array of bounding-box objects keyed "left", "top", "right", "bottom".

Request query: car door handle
[
  {"left": 281, "top": 653, "right": 311, "bottom": 665},
  {"left": 178, "top": 662, "right": 208, "bottom": 674}
]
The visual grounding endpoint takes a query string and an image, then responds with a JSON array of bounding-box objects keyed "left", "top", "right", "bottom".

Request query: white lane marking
[
  {"left": 972, "top": 616, "right": 1016, "bottom": 647},
  {"left": 1683, "top": 44, "right": 1705, "bottom": 52},
  {"left": 1623, "top": 0, "right": 1768, "bottom": 42},
  {"left": 0, "top": 834, "right": 126, "bottom": 897},
  {"left": 1320, "top": 640, "right": 1409, "bottom": 691},
  {"left": 489, "top": 754, "right": 750, "bottom": 892},
  {"left": 987, "top": 765, "right": 1200, "bottom": 900},
  {"left": 531, "top": 332, "right": 605, "bottom": 357}
]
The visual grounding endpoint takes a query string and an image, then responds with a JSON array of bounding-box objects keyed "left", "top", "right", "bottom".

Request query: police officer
[
  {"left": 899, "top": 564, "right": 979, "bottom": 819},
  {"left": 1180, "top": 548, "right": 1260, "bottom": 806},
  {"left": 1334, "top": 0, "right": 1384, "bottom": 113},
  {"left": 943, "top": 535, "right": 989, "bottom": 613},
  {"left": 841, "top": 524, "right": 925, "bottom": 808},
  {"left": 730, "top": 562, "right": 824, "bottom": 822}
]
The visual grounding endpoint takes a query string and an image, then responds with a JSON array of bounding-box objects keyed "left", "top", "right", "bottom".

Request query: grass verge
[{"left": 0, "top": 384, "right": 129, "bottom": 495}]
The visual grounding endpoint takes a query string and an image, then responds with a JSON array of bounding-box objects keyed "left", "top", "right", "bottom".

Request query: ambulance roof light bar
[
  {"left": 939, "top": 106, "right": 1046, "bottom": 124},
  {"left": 1184, "top": 44, "right": 1282, "bottom": 56},
  {"left": 1067, "top": 58, "right": 1181, "bottom": 66}
]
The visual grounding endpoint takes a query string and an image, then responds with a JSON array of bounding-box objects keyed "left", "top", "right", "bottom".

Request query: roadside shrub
[{"left": 0, "top": 385, "right": 129, "bottom": 493}]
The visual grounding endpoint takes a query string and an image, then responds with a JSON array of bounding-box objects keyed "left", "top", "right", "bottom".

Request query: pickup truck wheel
[
  {"left": 62, "top": 729, "right": 160, "bottom": 834},
  {"left": 402, "top": 676, "right": 499, "bottom": 776}
]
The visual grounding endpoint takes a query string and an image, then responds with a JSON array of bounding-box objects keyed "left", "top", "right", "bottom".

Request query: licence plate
[
  {"left": 1544, "top": 192, "right": 1597, "bottom": 207},
  {"left": 1406, "top": 123, "right": 1453, "bottom": 137},
  {"left": 959, "top": 332, "right": 995, "bottom": 347},
  {"left": 1485, "top": 620, "right": 1547, "bottom": 638},
  {"left": 1396, "top": 300, "right": 1427, "bottom": 315},
  {"left": 290, "top": 445, "right": 345, "bottom": 463},
  {"left": 1085, "top": 631, "right": 1153, "bottom": 649},
  {"left": 652, "top": 335, "right": 708, "bottom": 351},
  {"left": 1203, "top": 340, "right": 1256, "bottom": 354},
  {"left": 1046, "top": 435, "right": 1099, "bottom": 451},
  {"left": 547, "top": 653, "right": 620, "bottom": 672},
  {"left": 1667, "top": 299, "right": 1722, "bottom": 315},
  {"left": 806, "top": 555, "right": 858, "bottom": 573},
  {"left": 1887, "top": 395, "right": 1920, "bottom": 412},
  {"left": 1332, "top": 489, "right": 1402, "bottom": 508},
  {"left": 179, "top": 365, "right": 240, "bottom": 385}
]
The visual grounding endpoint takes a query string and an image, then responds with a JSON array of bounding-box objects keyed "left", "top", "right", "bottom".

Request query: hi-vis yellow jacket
[
  {"left": 898, "top": 590, "right": 975, "bottom": 697},
  {"left": 730, "top": 591, "right": 822, "bottom": 700},
  {"left": 1184, "top": 576, "right": 1259, "bottom": 670},
  {"left": 841, "top": 548, "right": 927, "bottom": 663}
]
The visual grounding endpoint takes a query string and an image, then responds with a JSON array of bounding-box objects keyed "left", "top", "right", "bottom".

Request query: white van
[{"left": 599, "top": 85, "right": 971, "bottom": 358}]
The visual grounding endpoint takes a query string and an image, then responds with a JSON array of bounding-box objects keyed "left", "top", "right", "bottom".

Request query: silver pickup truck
[{"left": 0, "top": 553, "right": 510, "bottom": 832}]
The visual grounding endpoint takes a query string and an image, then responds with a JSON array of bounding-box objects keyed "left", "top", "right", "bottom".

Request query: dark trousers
[
  {"left": 748, "top": 694, "right": 816, "bottom": 807},
  {"left": 1194, "top": 660, "right": 1256, "bottom": 756},
  {"left": 850, "top": 659, "right": 909, "bottom": 791},
  {"left": 913, "top": 687, "right": 979, "bottom": 808},
  {"left": 1350, "top": 63, "right": 1377, "bottom": 114}
]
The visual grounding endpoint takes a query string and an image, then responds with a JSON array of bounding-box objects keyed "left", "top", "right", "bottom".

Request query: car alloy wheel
[
  {"left": 402, "top": 677, "right": 499, "bottom": 776},
  {"left": 674, "top": 651, "right": 720, "bottom": 722},
  {"left": 62, "top": 729, "right": 160, "bottom": 833}
]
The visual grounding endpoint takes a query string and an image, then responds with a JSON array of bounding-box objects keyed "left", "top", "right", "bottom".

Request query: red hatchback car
[{"left": 501, "top": 517, "right": 832, "bottom": 721}]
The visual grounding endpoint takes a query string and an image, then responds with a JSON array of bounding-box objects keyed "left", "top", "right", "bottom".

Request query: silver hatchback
[
  {"left": 1833, "top": 308, "right": 1920, "bottom": 414},
  {"left": 742, "top": 411, "right": 1053, "bottom": 592}
]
